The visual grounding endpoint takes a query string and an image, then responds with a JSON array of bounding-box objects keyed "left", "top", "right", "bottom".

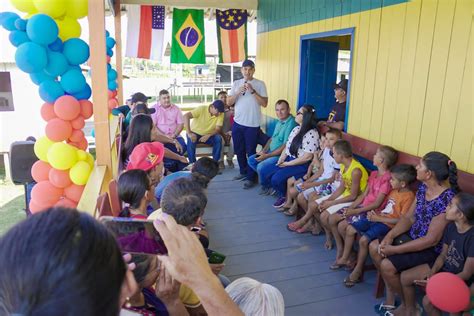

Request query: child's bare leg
[
  {"left": 338, "top": 224, "right": 357, "bottom": 265},
  {"left": 282, "top": 177, "right": 296, "bottom": 208},
  {"left": 320, "top": 210, "right": 333, "bottom": 249},
  {"left": 328, "top": 213, "right": 345, "bottom": 259},
  {"left": 349, "top": 235, "right": 370, "bottom": 281},
  {"left": 422, "top": 295, "right": 442, "bottom": 316},
  {"left": 296, "top": 192, "right": 309, "bottom": 212},
  {"left": 292, "top": 196, "right": 318, "bottom": 227}
]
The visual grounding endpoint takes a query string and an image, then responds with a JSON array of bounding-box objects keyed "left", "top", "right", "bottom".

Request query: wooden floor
[{"left": 206, "top": 168, "right": 380, "bottom": 316}]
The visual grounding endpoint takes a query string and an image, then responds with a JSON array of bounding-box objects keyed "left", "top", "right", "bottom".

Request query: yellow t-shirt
[
  {"left": 179, "top": 284, "right": 201, "bottom": 308},
  {"left": 340, "top": 158, "right": 368, "bottom": 197},
  {"left": 190, "top": 105, "right": 224, "bottom": 136}
]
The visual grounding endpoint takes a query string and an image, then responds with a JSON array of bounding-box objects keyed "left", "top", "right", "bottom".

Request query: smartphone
[
  {"left": 208, "top": 251, "right": 226, "bottom": 264},
  {"left": 413, "top": 279, "right": 428, "bottom": 287},
  {"left": 101, "top": 216, "right": 167, "bottom": 255}
]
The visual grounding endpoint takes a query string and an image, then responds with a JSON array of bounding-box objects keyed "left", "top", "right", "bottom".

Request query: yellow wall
[{"left": 256, "top": 0, "right": 473, "bottom": 173}]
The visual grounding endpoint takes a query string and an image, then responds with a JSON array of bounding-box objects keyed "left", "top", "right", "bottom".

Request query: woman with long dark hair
[
  {"left": 123, "top": 114, "right": 188, "bottom": 170},
  {"left": 258, "top": 104, "right": 320, "bottom": 208}
]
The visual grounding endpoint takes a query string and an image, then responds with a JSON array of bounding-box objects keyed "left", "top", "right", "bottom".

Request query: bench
[{"left": 342, "top": 133, "right": 474, "bottom": 298}]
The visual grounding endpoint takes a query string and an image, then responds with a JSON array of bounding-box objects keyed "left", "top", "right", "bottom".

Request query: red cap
[{"left": 126, "top": 142, "right": 165, "bottom": 171}]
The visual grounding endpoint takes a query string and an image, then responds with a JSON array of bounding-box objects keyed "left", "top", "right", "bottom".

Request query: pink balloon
[
  {"left": 31, "top": 181, "right": 63, "bottom": 206},
  {"left": 77, "top": 137, "right": 88, "bottom": 150},
  {"left": 64, "top": 184, "right": 85, "bottom": 203},
  {"left": 55, "top": 197, "right": 78, "bottom": 208},
  {"left": 29, "top": 199, "right": 51, "bottom": 214},
  {"left": 31, "top": 160, "right": 52, "bottom": 182},
  {"left": 45, "top": 118, "right": 73, "bottom": 142},
  {"left": 49, "top": 168, "right": 72, "bottom": 188},
  {"left": 40, "top": 102, "right": 56, "bottom": 121},
  {"left": 69, "top": 129, "right": 85, "bottom": 142},
  {"left": 79, "top": 100, "right": 93, "bottom": 119},
  {"left": 427, "top": 272, "right": 470, "bottom": 313},
  {"left": 71, "top": 115, "right": 85, "bottom": 129},
  {"left": 54, "top": 95, "right": 81, "bottom": 120},
  {"left": 108, "top": 98, "right": 118, "bottom": 109}
]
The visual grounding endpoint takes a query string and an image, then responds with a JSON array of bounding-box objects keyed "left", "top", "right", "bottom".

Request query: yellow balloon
[
  {"left": 69, "top": 161, "right": 91, "bottom": 185},
  {"left": 47, "top": 142, "right": 78, "bottom": 170},
  {"left": 32, "top": 0, "right": 66, "bottom": 18},
  {"left": 34, "top": 136, "right": 54, "bottom": 162},
  {"left": 85, "top": 152, "right": 95, "bottom": 168},
  {"left": 56, "top": 16, "right": 81, "bottom": 41},
  {"left": 10, "top": 0, "right": 36, "bottom": 13},
  {"left": 77, "top": 149, "right": 87, "bottom": 161},
  {"left": 65, "top": 0, "right": 88, "bottom": 19},
  {"left": 23, "top": 12, "right": 37, "bottom": 19}
]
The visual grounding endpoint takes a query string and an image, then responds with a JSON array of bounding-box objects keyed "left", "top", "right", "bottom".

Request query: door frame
[{"left": 298, "top": 27, "right": 355, "bottom": 132}]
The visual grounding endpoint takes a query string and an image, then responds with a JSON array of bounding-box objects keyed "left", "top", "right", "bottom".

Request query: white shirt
[
  {"left": 230, "top": 78, "right": 268, "bottom": 127},
  {"left": 285, "top": 126, "right": 319, "bottom": 158},
  {"left": 321, "top": 147, "right": 340, "bottom": 179}
]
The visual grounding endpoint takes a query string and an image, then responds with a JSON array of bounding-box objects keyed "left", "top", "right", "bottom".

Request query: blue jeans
[
  {"left": 163, "top": 136, "right": 187, "bottom": 172},
  {"left": 267, "top": 157, "right": 310, "bottom": 197},
  {"left": 232, "top": 122, "right": 260, "bottom": 180},
  {"left": 186, "top": 133, "right": 222, "bottom": 163},
  {"left": 248, "top": 153, "right": 279, "bottom": 184}
]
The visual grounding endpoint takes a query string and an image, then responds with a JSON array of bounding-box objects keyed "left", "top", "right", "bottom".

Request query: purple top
[{"left": 409, "top": 183, "right": 455, "bottom": 253}]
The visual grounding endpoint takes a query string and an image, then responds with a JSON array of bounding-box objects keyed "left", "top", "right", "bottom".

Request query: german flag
[{"left": 216, "top": 9, "right": 248, "bottom": 63}]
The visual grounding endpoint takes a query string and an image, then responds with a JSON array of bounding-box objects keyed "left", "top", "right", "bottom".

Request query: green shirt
[{"left": 269, "top": 115, "right": 297, "bottom": 152}]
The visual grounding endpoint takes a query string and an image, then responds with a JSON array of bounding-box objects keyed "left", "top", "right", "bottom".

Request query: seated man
[
  {"left": 112, "top": 92, "right": 151, "bottom": 129},
  {"left": 184, "top": 100, "right": 225, "bottom": 164},
  {"left": 245, "top": 99, "right": 296, "bottom": 190},
  {"left": 151, "top": 89, "right": 187, "bottom": 172},
  {"left": 318, "top": 79, "right": 348, "bottom": 132}
]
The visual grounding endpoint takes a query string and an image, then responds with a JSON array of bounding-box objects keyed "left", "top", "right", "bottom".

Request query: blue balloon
[
  {"left": 30, "top": 71, "right": 55, "bottom": 85},
  {"left": 44, "top": 51, "right": 69, "bottom": 77},
  {"left": 48, "top": 38, "right": 63, "bottom": 52},
  {"left": 106, "top": 37, "right": 116, "bottom": 49},
  {"left": 39, "top": 80, "right": 64, "bottom": 103},
  {"left": 108, "top": 80, "right": 118, "bottom": 91},
  {"left": 14, "top": 18, "right": 27, "bottom": 31},
  {"left": 105, "top": 30, "right": 110, "bottom": 38},
  {"left": 63, "top": 38, "right": 90, "bottom": 65},
  {"left": 60, "top": 68, "right": 87, "bottom": 94},
  {"left": 106, "top": 48, "right": 114, "bottom": 57},
  {"left": 9, "top": 31, "right": 29, "bottom": 47},
  {"left": 72, "top": 83, "right": 92, "bottom": 100},
  {"left": 107, "top": 63, "right": 111, "bottom": 72},
  {"left": 15, "top": 42, "right": 48, "bottom": 74},
  {"left": 1, "top": 12, "right": 19, "bottom": 31},
  {"left": 26, "top": 14, "right": 58, "bottom": 45},
  {"left": 108, "top": 68, "right": 117, "bottom": 81}
]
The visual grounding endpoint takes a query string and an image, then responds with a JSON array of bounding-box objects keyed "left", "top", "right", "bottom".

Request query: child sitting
[
  {"left": 285, "top": 128, "right": 342, "bottom": 234},
  {"left": 328, "top": 145, "right": 398, "bottom": 268},
  {"left": 118, "top": 169, "right": 155, "bottom": 219},
  {"left": 338, "top": 164, "right": 416, "bottom": 287}
]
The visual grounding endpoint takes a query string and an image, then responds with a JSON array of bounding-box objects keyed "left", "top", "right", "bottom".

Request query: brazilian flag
[{"left": 171, "top": 9, "right": 205, "bottom": 64}]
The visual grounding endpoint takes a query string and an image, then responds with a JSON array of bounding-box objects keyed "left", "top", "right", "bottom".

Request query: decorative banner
[
  {"left": 171, "top": 8, "right": 205, "bottom": 64},
  {"left": 216, "top": 9, "right": 248, "bottom": 63},
  {"left": 125, "top": 5, "right": 165, "bottom": 61}
]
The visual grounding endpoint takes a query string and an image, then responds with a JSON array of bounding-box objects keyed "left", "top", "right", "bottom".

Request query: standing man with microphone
[{"left": 227, "top": 59, "right": 268, "bottom": 187}]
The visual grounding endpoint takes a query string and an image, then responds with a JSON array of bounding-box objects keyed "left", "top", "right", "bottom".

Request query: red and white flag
[{"left": 125, "top": 5, "right": 165, "bottom": 61}]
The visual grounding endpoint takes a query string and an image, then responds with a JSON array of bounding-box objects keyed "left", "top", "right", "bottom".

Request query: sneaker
[
  {"left": 269, "top": 189, "right": 277, "bottom": 196},
  {"left": 258, "top": 187, "right": 270, "bottom": 195},
  {"left": 218, "top": 161, "right": 225, "bottom": 170},
  {"left": 273, "top": 197, "right": 286, "bottom": 208},
  {"left": 226, "top": 159, "right": 234, "bottom": 169},
  {"left": 243, "top": 180, "right": 257, "bottom": 189},
  {"left": 233, "top": 174, "right": 246, "bottom": 181}
]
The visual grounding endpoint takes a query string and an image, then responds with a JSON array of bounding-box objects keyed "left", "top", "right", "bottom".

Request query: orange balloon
[
  {"left": 55, "top": 197, "right": 78, "bottom": 208},
  {"left": 64, "top": 183, "right": 85, "bottom": 202},
  {"left": 69, "top": 129, "right": 84, "bottom": 142},
  {"left": 40, "top": 102, "right": 56, "bottom": 121},
  {"left": 111, "top": 90, "right": 117, "bottom": 98},
  {"left": 49, "top": 168, "right": 72, "bottom": 188},
  {"left": 29, "top": 199, "right": 51, "bottom": 214},
  {"left": 71, "top": 115, "right": 85, "bottom": 129},
  {"left": 108, "top": 97, "right": 118, "bottom": 110},
  {"left": 79, "top": 100, "right": 93, "bottom": 119},
  {"left": 107, "top": 90, "right": 114, "bottom": 99},
  {"left": 45, "top": 118, "right": 73, "bottom": 142},
  {"left": 77, "top": 137, "right": 88, "bottom": 150},
  {"left": 31, "top": 160, "right": 52, "bottom": 182},
  {"left": 54, "top": 95, "right": 81, "bottom": 120},
  {"left": 31, "top": 181, "right": 63, "bottom": 206}
]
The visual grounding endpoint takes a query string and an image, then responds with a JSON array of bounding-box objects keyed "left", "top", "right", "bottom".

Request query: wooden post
[
  {"left": 88, "top": 0, "right": 112, "bottom": 170},
  {"left": 114, "top": 0, "right": 124, "bottom": 105}
]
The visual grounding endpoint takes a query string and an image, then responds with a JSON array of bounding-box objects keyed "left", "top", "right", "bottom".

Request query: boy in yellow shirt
[{"left": 184, "top": 100, "right": 225, "bottom": 163}]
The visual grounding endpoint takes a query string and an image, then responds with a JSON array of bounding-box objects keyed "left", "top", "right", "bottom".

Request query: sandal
[
  {"left": 329, "top": 262, "right": 345, "bottom": 270},
  {"left": 283, "top": 210, "right": 296, "bottom": 216},
  {"left": 374, "top": 302, "right": 397, "bottom": 315},
  {"left": 343, "top": 273, "right": 362, "bottom": 288},
  {"left": 296, "top": 227, "right": 311, "bottom": 234}
]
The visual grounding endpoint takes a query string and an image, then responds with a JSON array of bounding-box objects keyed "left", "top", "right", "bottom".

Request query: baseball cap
[
  {"left": 126, "top": 142, "right": 164, "bottom": 171},
  {"left": 333, "top": 79, "right": 348, "bottom": 92},
  {"left": 211, "top": 100, "right": 225, "bottom": 113},
  {"left": 242, "top": 59, "right": 255, "bottom": 68},
  {"left": 131, "top": 92, "right": 151, "bottom": 104},
  {"left": 132, "top": 103, "right": 156, "bottom": 115}
]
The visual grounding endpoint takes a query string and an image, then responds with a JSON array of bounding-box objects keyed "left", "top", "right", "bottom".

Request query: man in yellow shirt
[{"left": 184, "top": 100, "right": 225, "bottom": 163}]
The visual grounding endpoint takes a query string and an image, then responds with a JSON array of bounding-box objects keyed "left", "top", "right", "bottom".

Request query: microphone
[{"left": 242, "top": 80, "right": 248, "bottom": 96}]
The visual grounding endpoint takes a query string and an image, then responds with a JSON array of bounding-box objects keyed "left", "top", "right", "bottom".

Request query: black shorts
[{"left": 387, "top": 248, "right": 438, "bottom": 273}]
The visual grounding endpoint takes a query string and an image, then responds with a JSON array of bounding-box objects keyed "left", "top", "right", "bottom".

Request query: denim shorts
[{"left": 350, "top": 218, "right": 391, "bottom": 241}]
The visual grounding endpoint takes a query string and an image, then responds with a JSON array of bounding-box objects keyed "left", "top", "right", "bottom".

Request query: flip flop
[
  {"left": 283, "top": 210, "right": 296, "bottom": 216},
  {"left": 329, "top": 262, "right": 345, "bottom": 270},
  {"left": 343, "top": 276, "right": 361, "bottom": 288},
  {"left": 296, "top": 227, "right": 311, "bottom": 234}
]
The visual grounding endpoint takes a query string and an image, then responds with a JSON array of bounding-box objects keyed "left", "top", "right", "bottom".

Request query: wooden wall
[{"left": 256, "top": 0, "right": 473, "bottom": 172}]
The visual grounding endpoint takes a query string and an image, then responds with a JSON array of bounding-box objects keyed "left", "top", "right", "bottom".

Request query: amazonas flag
[
  {"left": 216, "top": 9, "right": 248, "bottom": 63},
  {"left": 171, "top": 9, "right": 205, "bottom": 64}
]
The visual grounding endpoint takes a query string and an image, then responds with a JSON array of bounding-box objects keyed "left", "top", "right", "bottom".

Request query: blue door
[{"left": 298, "top": 40, "right": 339, "bottom": 120}]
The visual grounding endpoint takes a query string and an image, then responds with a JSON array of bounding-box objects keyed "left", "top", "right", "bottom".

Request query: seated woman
[
  {"left": 369, "top": 152, "right": 460, "bottom": 316},
  {"left": 118, "top": 169, "right": 155, "bottom": 219},
  {"left": 258, "top": 104, "right": 319, "bottom": 208},
  {"left": 225, "top": 277, "right": 285, "bottom": 316},
  {"left": 123, "top": 114, "right": 188, "bottom": 171}
]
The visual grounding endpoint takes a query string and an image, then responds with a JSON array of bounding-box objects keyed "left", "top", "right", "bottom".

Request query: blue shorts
[{"left": 350, "top": 218, "right": 390, "bottom": 242}]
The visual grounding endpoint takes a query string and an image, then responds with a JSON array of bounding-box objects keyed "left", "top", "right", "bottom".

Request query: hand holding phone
[{"left": 208, "top": 251, "right": 226, "bottom": 264}]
